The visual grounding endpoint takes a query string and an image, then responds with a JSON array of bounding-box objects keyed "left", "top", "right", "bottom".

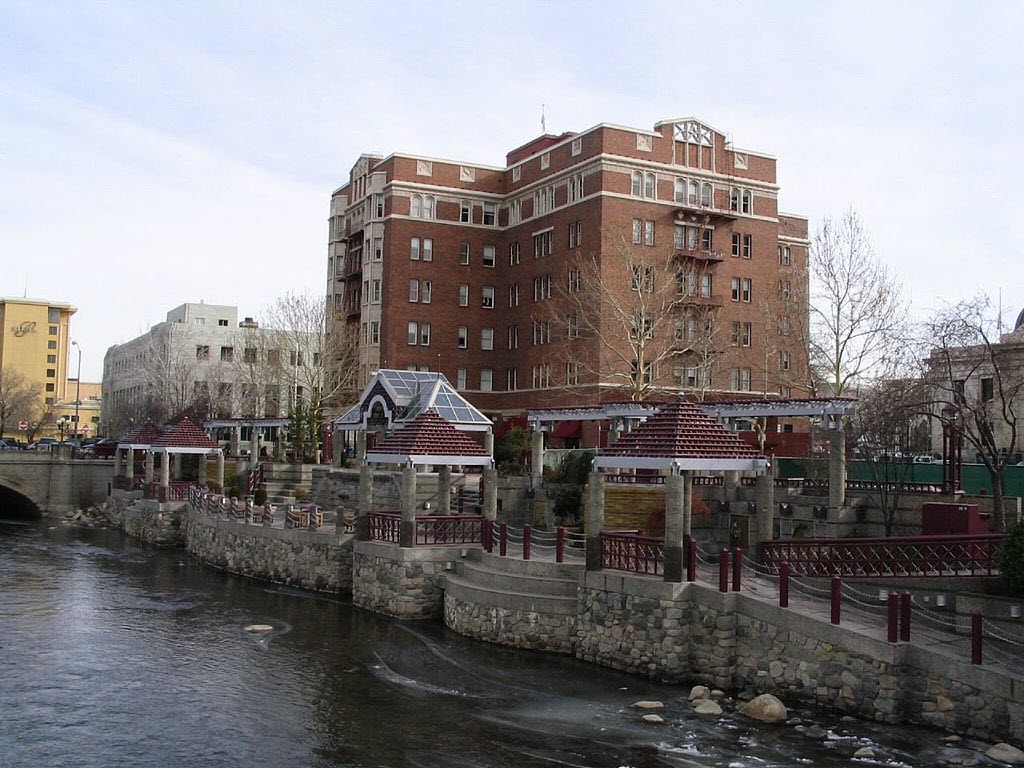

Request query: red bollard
[
  {"left": 499, "top": 523, "right": 508, "bottom": 557},
  {"left": 887, "top": 592, "right": 899, "bottom": 642},
  {"left": 900, "top": 592, "right": 911, "bottom": 642},
  {"left": 686, "top": 539, "right": 697, "bottom": 582},
  {"left": 718, "top": 550, "right": 729, "bottom": 593},
  {"left": 779, "top": 562, "right": 790, "bottom": 608},
  {"left": 483, "top": 519, "right": 493, "bottom": 553},
  {"left": 556, "top": 527, "right": 565, "bottom": 563},
  {"left": 523, "top": 524, "right": 532, "bottom": 560},
  {"left": 732, "top": 547, "right": 743, "bottom": 592},
  {"left": 971, "top": 611, "right": 982, "bottom": 664},
  {"left": 830, "top": 576, "right": 841, "bottom": 625}
]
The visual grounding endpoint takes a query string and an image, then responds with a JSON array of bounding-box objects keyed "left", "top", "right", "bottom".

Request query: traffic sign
[
  {"left": 18, "top": 421, "right": 28, "bottom": 431},
  {"left": 82, "top": 425, "right": 90, "bottom": 435}
]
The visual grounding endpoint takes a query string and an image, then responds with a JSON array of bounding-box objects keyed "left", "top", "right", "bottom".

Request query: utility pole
[{"left": 71, "top": 340, "right": 82, "bottom": 440}]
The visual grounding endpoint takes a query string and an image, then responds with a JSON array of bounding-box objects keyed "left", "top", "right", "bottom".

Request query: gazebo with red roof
[
  {"left": 360, "top": 409, "right": 495, "bottom": 548},
  {"left": 114, "top": 420, "right": 165, "bottom": 484},
  {"left": 590, "top": 399, "right": 769, "bottom": 582},
  {"left": 147, "top": 417, "right": 224, "bottom": 494}
]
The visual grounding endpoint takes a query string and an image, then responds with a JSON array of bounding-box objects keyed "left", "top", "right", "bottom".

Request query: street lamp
[
  {"left": 71, "top": 340, "right": 82, "bottom": 440},
  {"left": 57, "top": 417, "right": 67, "bottom": 443}
]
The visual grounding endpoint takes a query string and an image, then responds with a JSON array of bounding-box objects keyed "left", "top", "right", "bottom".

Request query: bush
[
  {"left": 1001, "top": 522, "right": 1024, "bottom": 595},
  {"left": 552, "top": 486, "right": 582, "bottom": 526},
  {"left": 554, "top": 450, "right": 595, "bottom": 486},
  {"left": 226, "top": 484, "right": 241, "bottom": 500},
  {"left": 253, "top": 488, "right": 267, "bottom": 506},
  {"left": 294, "top": 488, "right": 309, "bottom": 502}
]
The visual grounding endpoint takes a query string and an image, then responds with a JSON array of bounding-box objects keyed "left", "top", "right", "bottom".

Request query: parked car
[
  {"left": 912, "top": 455, "right": 943, "bottom": 464},
  {"left": 0, "top": 438, "right": 20, "bottom": 451},
  {"left": 27, "top": 438, "right": 58, "bottom": 451},
  {"left": 91, "top": 438, "right": 119, "bottom": 459}
]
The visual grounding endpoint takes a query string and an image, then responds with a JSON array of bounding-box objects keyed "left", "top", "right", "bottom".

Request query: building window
[
  {"left": 482, "top": 286, "right": 495, "bottom": 309},
  {"left": 459, "top": 284, "right": 469, "bottom": 307},
  {"left": 408, "top": 322, "right": 418, "bottom": 345},
  {"left": 373, "top": 237, "right": 383, "bottom": 261},
  {"left": 780, "top": 351, "right": 791, "bottom": 371},
  {"left": 460, "top": 200, "right": 471, "bottom": 223},
  {"left": 567, "top": 268, "right": 581, "bottom": 293},
  {"left": 568, "top": 220, "right": 582, "bottom": 249},
  {"left": 780, "top": 246, "right": 792, "bottom": 266},
  {"left": 508, "top": 284, "right": 520, "bottom": 307},
  {"left": 196, "top": 345, "right": 210, "bottom": 361},
  {"left": 49, "top": 326, "right": 58, "bottom": 335},
  {"left": 423, "top": 238, "right": 433, "bottom": 261},
  {"left": 533, "top": 230, "right": 553, "bottom": 258},
  {"left": 507, "top": 325, "right": 519, "bottom": 349},
  {"left": 483, "top": 245, "right": 496, "bottom": 268},
  {"left": 46, "top": 354, "right": 56, "bottom": 364},
  {"left": 481, "top": 328, "right": 494, "bottom": 350},
  {"left": 674, "top": 178, "right": 685, "bottom": 203},
  {"left": 46, "top": 368, "right": 55, "bottom": 378},
  {"left": 372, "top": 279, "right": 381, "bottom": 303},
  {"left": 632, "top": 219, "right": 642, "bottom": 244},
  {"left": 534, "top": 186, "right": 554, "bottom": 215},
  {"left": 730, "top": 187, "right": 740, "bottom": 212},
  {"left": 507, "top": 367, "right": 518, "bottom": 390},
  {"left": 509, "top": 241, "right": 521, "bottom": 265},
  {"left": 374, "top": 194, "right": 384, "bottom": 218},
  {"left": 480, "top": 368, "right": 493, "bottom": 392},
  {"left": 743, "top": 234, "right": 752, "bottom": 259},
  {"left": 565, "top": 360, "right": 581, "bottom": 385},
  {"left": 220, "top": 346, "right": 234, "bottom": 362},
  {"left": 731, "top": 321, "right": 741, "bottom": 346},
  {"left": 423, "top": 195, "right": 435, "bottom": 219},
  {"left": 981, "top": 377, "right": 994, "bottom": 402},
  {"left": 483, "top": 202, "right": 496, "bottom": 226},
  {"left": 631, "top": 265, "right": 654, "bottom": 293},
  {"left": 510, "top": 199, "right": 522, "bottom": 225},
  {"left": 741, "top": 189, "right": 752, "bottom": 214},
  {"left": 731, "top": 277, "right": 741, "bottom": 302},
  {"left": 631, "top": 172, "right": 642, "bottom": 196},
  {"left": 779, "top": 280, "right": 792, "bottom": 300},
  {"left": 702, "top": 229, "right": 712, "bottom": 250},
  {"left": 45, "top": 383, "right": 55, "bottom": 393},
  {"left": 741, "top": 322, "right": 752, "bottom": 347},
  {"left": 370, "top": 321, "right": 380, "bottom": 344},
  {"left": 420, "top": 323, "right": 431, "bottom": 346},
  {"left": 732, "top": 367, "right": 751, "bottom": 391},
  {"left": 567, "top": 314, "right": 580, "bottom": 339},
  {"left": 409, "top": 280, "right": 419, "bottom": 302},
  {"left": 411, "top": 195, "right": 421, "bottom": 217},
  {"left": 421, "top": 280, "right": 432, "bottom": 304},
  {"left": 643, "top": 173, "right": 656, "bottom": 199},
  {"left": 568, "top": 174, "right": 584, "bottom": 203},
  {"left": 48, "top": 341, "right": 57, "bottom": 350},
  {"left": 644, "top": 220, "right": 655, "bottom": 246},
  {"left": 460, "top": 242, "right": 470, "bottom": 265},
  {"left": 533, "top": 320, "right": 551, "bottom": 345},
  {"left": 731, "top": 233, "right": 740, "bottom": 257},
  {"left": 457, "top": 368, "right": 467, "bottom": 389},
  {"left": 533, "top": 363, "right": 552, "bottom": 388},
  {"left": 742, "top": 278, "right": 752, "bottom": 303},
  {"left": 457, "top": 326, "right": 468, "bottom": 348},
  {"left": 701, "top": 183, "right": 712, "bottom": 207},
  {"left": 533, "top": 275, "right": 552, "bottom": 301},
  {"left": 411, "top": 237, "right": 421, "bottom": 260},
  {"left": 48, "top": 307, "right": 60, "bottom": 323},
  {"left": 571, "top": 137, "right": 582, "bottom": 156}
]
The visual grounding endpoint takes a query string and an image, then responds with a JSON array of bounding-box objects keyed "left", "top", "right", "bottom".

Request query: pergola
[
  {"left": 115, "top": 420, "right": 164, "bottom": 486},
  {"left": 588, "top": 399, "right": 768, "bottom": 581},
  {"left": 148, "top": 417, "right": 224, "bottom": 497},
  {"left": 359, "top": 409, "right": 495, "bottom": 547}
]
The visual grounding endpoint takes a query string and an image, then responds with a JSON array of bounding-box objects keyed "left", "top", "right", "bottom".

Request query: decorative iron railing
[
  {"left": 369, "top": 511, "right": 401, "bottom": 543},
  {"left": 600, "top": 531, "right": 664, "bottom": 576},
  {"left": 761, "top": 534, "right": 1005, "bottom": 578},
  {"left": 415, "top": 515, "right": 483, "bottom": 545},
  {"left": 603, "top": 473, "right": 666, "bottom": 485}
]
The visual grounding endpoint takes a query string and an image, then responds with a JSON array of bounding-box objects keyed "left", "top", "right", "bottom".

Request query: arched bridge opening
[{"left": 0, "top": 484, "right": 42, "bottom": 520}]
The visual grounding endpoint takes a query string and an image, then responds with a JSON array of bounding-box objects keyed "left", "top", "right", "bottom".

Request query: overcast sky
[{"left": 2, "top": 1, "right": 1022, "bottom": 380}]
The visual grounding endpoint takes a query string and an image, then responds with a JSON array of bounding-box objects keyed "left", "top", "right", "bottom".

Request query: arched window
[
  {"left": 423, "top": 195, "right": 435, "bottom": 219},
  {"left": 701, "top": 183, "right": 712, "bottom": 207},
  {"left": 674, "top": 178, "right": 685, "bottom": 203},
  {"left": 688, "top": 181, "right": 698, "bottom": 205},
  {"left": 729, "top": 187, "right": 740, "bottom": 212},
  {"left": 741, "top": 190, "right": 751, "bottom": 214},
  {"left": 410, "top": 195, "right": 421, "bottom": 217},
  {"left": 644, "top": 173, "right": 656, "bottom": 199},
  {"left": 460, "top": 200, "right": 471, "bottom": 223},
  {"left": 631, "top": 172, "right": 642, "bottom": 196}
]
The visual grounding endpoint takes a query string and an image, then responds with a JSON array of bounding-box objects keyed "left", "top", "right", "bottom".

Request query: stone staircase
[
  {"left": 262, "top": 463, "right": 315, "bottom": 505},
  {"left": 445, "top": 549, "right": 583, "bottom": 617}
]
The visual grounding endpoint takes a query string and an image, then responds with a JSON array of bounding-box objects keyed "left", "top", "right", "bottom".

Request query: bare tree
[
  {"left": 810, "top": 209, "right": 908, "bottom": 397},
  {"left": 924, "top": 296, "right": 1024, "bottom": 530},
  {"left": 0, "top": 367, "right": 41, "bottom": 438},
  {"left": 547, "top": 233, "right": 726, "bottom": 402}
]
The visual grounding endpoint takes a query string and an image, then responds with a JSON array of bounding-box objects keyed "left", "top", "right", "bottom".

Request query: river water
[{"left": 0, "top": 514, "right": 998, "bottom": 768}]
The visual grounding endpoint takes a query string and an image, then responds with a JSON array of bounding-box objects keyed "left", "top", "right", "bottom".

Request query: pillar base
[
  {"left": 586, "top": 536, "right": 603, "bottom": 571},
  {"left": 663, "top": 545, "right": 684, "bottom": 583},
  {"left": 356, "top": 515, "right": 370, "bottom": 542},
  {"left": 400, "top": 519, "right": 414, "bottom": 548}
]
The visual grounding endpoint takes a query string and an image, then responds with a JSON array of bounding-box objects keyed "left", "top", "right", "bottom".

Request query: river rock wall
[
  {"left": 103, "top": 493, "right": 183, "bottom": 547},
  {"left": 183, "top": 509, "right": 354, "bottom": 594},
  {"left": 352, "top": 541, "right": 458, "bottom": 619}
]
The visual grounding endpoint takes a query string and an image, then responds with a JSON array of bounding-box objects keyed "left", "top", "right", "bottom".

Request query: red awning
[{"left": 551, "top": 420, "right": 582, "bottom": 439}]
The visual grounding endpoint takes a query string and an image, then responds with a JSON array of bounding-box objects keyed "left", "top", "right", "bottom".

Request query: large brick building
[{"left": 326, "top": 117, "right": 809, "bottom": 419}]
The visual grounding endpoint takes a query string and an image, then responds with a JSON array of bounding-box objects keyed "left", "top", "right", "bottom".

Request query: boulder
[
  {"left": 688, "top": 685, "right": 711, "bottom": 701},
  {"left": 244, "top": 624, "right": 274, "bottom": 633},
  {"left": 631, "top": 700, "right": 665, "bottom": 710},
  {"left": 853, "top": 746, "right": 875, "bottom": 759},
  {"left": 641, "top": 714, "right": 665, "bottom": 724},
  {"left": 693, "top": 699, "right": 723, "bottom": 715},
  {"left": 986, "top": 743, "right": 1024, "bottom": 765},
  {"left": 739, "top": 693, "right": 788, "bottom": 723}
]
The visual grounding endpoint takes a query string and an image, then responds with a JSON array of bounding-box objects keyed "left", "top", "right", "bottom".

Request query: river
[{"left": 0, "top": 514, "right": 994, "bottom": 768}]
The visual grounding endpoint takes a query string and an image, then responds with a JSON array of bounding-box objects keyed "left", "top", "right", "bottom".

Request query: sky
[{"left": 2, "top": 1, "right": 1023, "bottom": 381}]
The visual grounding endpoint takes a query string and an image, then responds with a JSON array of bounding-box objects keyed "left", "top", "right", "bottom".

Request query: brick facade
[{"left": 327, "top": 117, "right": 809, "bottom": 418}]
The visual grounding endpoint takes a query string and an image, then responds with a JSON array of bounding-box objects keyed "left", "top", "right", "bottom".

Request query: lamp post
[
  {"left": 57, "top": 417, "right": 67, "bottom": 443},
  {"left": 71, "top": 340, "right": 82, "bottom": 440}
]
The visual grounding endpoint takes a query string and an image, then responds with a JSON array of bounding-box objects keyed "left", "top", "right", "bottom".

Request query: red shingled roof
[
  {"left": 120, "top": 420, "right": 164, "bottom": 446},
  {"left": 369, "top": 410, "right": 489, "bottom": 459},
  {"left": 151, "top": 417, "right": 219, "bottom": 451},
  {"left": 602, "top": 399, "right": 761, "bottom": 460}
]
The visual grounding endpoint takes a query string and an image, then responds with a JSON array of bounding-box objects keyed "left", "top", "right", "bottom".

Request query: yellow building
[
  {"left": 0, "top": 297, "right": 77, "bottom": 440},
  {"left": 52, "top": 380, "right": 103, "bottom": 439}
]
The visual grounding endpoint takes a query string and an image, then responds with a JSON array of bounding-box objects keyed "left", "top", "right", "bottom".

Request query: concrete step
[
  {"left": 444, "top": 573, "right": 578, "bottom": 616},
  {"left": 467, "top": 549, "right": 585, "bottom": 581},
  {"left": 457, "top": 560, "right": 579, "bottom": 597}
]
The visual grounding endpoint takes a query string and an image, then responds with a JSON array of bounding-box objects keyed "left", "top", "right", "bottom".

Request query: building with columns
[{"left": 326, "top": 117, "right": 810, "bottom": 423}]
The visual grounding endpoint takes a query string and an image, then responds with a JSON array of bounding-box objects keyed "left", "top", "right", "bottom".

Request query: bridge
[{"left": 0, "top": 450, "right": 113, "bottom": 515}]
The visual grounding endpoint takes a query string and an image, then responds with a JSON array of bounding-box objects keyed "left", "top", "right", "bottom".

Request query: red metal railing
[
  {"left": 369, "top": 511, "right": 401, "bottom": 543},
  {"left": 415, "top": 515, "right": 483, "bottom": 545},
  {"left": 600, "top": 531, "right": 664, "bottom": 576},
  {"left": 603, "top": 473, "right": 665, "bottom": 485},
  {"left": 693, "top": 476, "right": 724, "bottom": 486},
  {"left": 247, "top": 463, "right": 264, "bottom": 495},
  {"left": 761, "top": 534, "right": 1005, "bottom": 578}
]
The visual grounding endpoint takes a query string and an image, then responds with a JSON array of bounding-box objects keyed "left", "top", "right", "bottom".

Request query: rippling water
[{"left": 0, "top": 516, "right": 991, "bottom": 767}]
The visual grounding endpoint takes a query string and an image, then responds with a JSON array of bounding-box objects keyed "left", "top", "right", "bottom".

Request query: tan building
[
  {"left": 52, "top": 380, "right": 103, "bottom": 439},
  {"left": 0, "top": 297, "right": 77, "bottom": 440}
]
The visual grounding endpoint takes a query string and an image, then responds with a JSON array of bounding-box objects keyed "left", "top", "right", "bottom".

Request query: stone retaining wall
[
  {"left": 443, "top": 589, "right": 577, "bottom": 654},
  {"left": 183, "top": 509, "right": 354, "bottom": 594},
  {"left": 352, "top": 541, "right": 458, "bottom": 619},
  {"left": 103, "top": 492, "right": 183, "bottom": 547}
]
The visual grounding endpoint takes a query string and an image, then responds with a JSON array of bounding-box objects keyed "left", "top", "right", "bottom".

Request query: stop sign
[
  {"left": 18, "top": 421, "right": 28, "bottom": 431},
  {"left": 82, "top": 425, "right": 90, "bottom": 435}
]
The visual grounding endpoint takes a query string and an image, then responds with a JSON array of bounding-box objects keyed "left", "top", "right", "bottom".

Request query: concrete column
[
  {"left": 356, "top": 464, "right": 373, "bottom": 540},
  {"left": 215, "top": 451, "right": 225, "bottom": 491},
  {"left": 484, "top": 430, "right": 494, "bottom": 457},
  {"left": 198, "top": 453, "right": 208, "bottom": 486},
  {"left": 113, "top": 447, "right": 123, "bottom": 477},
  {"left": 252, "top": 429, "right": 261, "bottom": 461},
  {"left": 331, "top": 430, "right": 343, "bottom": 468},
  {"left": 125, "top": 448, "right": 134, "bottom": 480},
  {"left": 586, "top": 471, "right": 605, "bottom": 570},
  {"left": 355, "top": 431, "right": 367, "bottom": 467},
  {"left": 531, "top": 430, "right": 544, "bottom": 488},
  {"left": 664, "top": 472, "right": 688, "bottom": 582},
  {"left": 437, "top": 466, "right": 452, "bottom": 514},
  {"left": 172, "top": 453, "right": 182, "bottom": 480},
  {"left": 829, "top": 428, "right": 847, "bottom": 509},
  {"left": 274, "top": 427, "right": 284, "bottom": 459},
  {"left": 482, "top": 467, "right": 497, "bottom": 521},
  {"left": 160, "top": 452, "right": 170, "bottom": 489},
  {"left": 230, "top": 426, "right": 241, "bottom": 457},
  {"left": 723, "top": 471, "right": 740, "bottom": 503},
  {"left": 607, "top": 421, "right": 621, "bottom": 445},
  {"left": 754, "top": 464, "right": 775, "bottom": 551},
  {"left": 399, "top": 464, "right": 417, "bottom": 547},
  {"left": 144, "top": 451, "right": 154, "bottom": 484}
]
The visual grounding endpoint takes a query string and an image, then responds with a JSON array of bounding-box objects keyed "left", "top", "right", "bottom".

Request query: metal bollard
[
  {"left": 900, "top": 592, "right": 911, "bottom": 642},
  {"left": 732, "top": 547, "right": 743, "bottom": 592},
  {"left": 483, "top": 519, "right": 492, "bottom": 553},
  {"left": 779, "top": 562, "right": 790, "bottom": 608},
  {"left": 718, "top": 550, "right": 729, "bottom": 593},
  {"left": 523, "top": 524, "right": 532, "bottom": 561},
  {"left": 971, "top": 611, "right": 982, "bottom": 664},
  {"left": 830, "top": 576, "right": 841, "bottom": 625},
  {"left": 686, "top": 539, "right": 697, "bottom": 582},
  {"left": 887, "top": 592, "right": 899, "bottom": 642},
  {"left": 556, "top": 527, "right": 565, "bottom": 564},
  {"left": 499, "top": 523, "right": 508, "bottom": 557}
]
